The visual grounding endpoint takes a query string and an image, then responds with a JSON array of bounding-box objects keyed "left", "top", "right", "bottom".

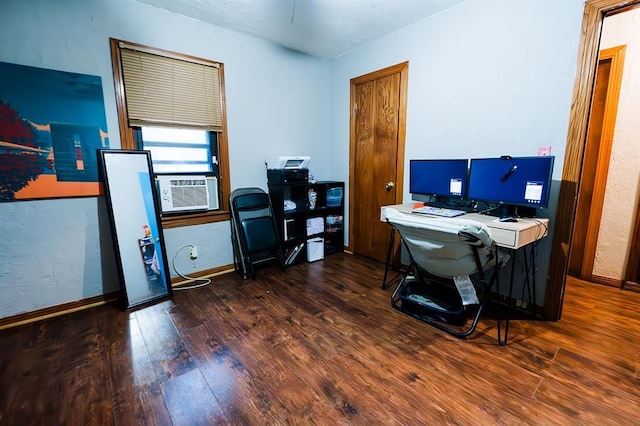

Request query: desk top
[{"left": 381, "top": 204, "right": 549, "bottom": 249}]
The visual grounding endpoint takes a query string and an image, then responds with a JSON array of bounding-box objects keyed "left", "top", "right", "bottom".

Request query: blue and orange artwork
[{"left": 0, "top": 61, "right": 109, "bottom": 201}]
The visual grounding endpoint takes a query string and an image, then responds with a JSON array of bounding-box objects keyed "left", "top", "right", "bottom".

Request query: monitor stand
[
  {"left": 499, "top": 205, "right": 517, "bottom": 220},
  {"left": 423, "top": 196, "right": 448, "bottom": 208},
  {"left": 481, "top": 204, "right": 517, "bottom": 220},
  {"left": 515, "top": 206, "right": 537, "bottom": 218},
  {"left": 425, "top": 196, "right": 468, "bottom": 210},
  {"left": 489, "top": 204, "right": 537, "bottom": 220}
]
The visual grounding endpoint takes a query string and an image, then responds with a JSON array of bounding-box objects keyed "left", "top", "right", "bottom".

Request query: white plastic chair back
[{"left": 383, "top": 208, "right": 494, "bottom": 277}]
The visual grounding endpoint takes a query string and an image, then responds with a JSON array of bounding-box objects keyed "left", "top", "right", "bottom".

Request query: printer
[{"left": 266, "top": 156, "right": 310, "bottom": 184}]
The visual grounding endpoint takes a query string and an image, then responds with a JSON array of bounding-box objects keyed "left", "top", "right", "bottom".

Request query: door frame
[
  {"left": 347, "top": 62, "right": 408, "bottom": 254},
  {"left": 573, "top": 45, "right": 626, "bottom": 280},
  {"left": 545, "top": 0, "right": 639, "bottom": 320}
]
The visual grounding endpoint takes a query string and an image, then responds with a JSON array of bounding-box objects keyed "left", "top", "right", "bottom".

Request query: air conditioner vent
[{"left": 157, "top": 175, "right": 218, "bottom": 213}]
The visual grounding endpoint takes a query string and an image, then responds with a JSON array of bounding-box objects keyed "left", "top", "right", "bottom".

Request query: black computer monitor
[
  {"left": 409, "top": 159, "right": 468, "bottom": 200},
  {"left": 467, "top": 156, "right": 555, "bottom": 217}
]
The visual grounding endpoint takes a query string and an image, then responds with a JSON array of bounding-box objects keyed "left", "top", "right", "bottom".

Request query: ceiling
[{"left": 134, "top": 0, "right": 467, "bottom": 59}]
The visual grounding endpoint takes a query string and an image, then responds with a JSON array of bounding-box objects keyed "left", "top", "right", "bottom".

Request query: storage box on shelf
[{"left": 267, "top": 171, "right": 344, "bottom": 266}]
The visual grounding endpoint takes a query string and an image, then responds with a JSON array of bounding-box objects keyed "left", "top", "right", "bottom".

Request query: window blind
[{"left": 119, "top": 44, "right": 222, "bottom": 131}]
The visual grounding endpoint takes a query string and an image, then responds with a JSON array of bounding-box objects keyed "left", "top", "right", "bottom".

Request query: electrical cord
[
  {"left": 172, "top": 244, "right": 212, "bottom": 291},
  {"left": 515, "top": 217, "right": 548, "bottom": 305},
  {"left": 529, "top": 218, "right": 548, "bottom": 251}
]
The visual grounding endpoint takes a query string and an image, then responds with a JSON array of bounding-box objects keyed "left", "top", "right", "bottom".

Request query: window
[
  {"left": 110, "top": 38, "right": 230, "bottom": 228},
  {"left": 138, "top": 126, "right": 217, "bottom": 174}
]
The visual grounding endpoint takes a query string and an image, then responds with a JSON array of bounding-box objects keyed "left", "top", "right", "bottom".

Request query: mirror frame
[{"left": 99, "top": 149, "right": 172, "bottom": 310}]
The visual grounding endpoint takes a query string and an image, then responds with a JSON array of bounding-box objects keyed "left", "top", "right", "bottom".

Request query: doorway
[
  {"left": 568, "top": 45, "right": 626, "bottom": 282},
  {"left": 349, "top": 62, "right": 408, "bottom": 263},
  {"left": 546, "top": 0, "right": 640, "bottom": 320}
]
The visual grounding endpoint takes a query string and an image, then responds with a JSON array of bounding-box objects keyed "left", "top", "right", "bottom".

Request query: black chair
[
  {"left": 230, "top": 187, "right": 285, "bottom": 279},
  {"left": 383, "top": 208, "right": 505, "bottom": 342}
]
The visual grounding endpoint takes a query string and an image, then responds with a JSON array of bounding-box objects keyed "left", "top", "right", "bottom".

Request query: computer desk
[{"left": 380, "top": 203, "right": 550, "bottom": 345}]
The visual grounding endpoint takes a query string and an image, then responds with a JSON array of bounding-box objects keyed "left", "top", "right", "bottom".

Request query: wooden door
[
  {"left": 568, "top": 56, "right": 611, "bottom": 275},
  {"left": 568, "top": 46, "right": 625, "bottom": 280},
  {"left": 349, "top": 63, "right": 408, "bottom": 262}
]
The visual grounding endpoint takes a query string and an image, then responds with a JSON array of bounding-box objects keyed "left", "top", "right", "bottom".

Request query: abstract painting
[{"left": 0, "top": 61, "right": 109, "bottom": 201}]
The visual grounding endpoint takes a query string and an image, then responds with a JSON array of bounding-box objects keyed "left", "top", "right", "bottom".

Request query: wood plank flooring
[{"left": 1, "top": 253, "right": 639, "bottom": 425}]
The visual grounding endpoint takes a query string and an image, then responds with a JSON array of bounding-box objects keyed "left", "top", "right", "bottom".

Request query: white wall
[
  {"left": 594, "top": 8, "right": 640, "bottom": 280},
  {"left": 0, "top": 0, "right": 329, "bottom": 319},
  {"left": 328, "top": 0, "right": 585, "bottom": 304}
]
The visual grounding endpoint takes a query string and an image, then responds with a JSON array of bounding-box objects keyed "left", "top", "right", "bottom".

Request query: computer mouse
[{"left": 498, "top": 217, "right": 518, "bottom": 223}]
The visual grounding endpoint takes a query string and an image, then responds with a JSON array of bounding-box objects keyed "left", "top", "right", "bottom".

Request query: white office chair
[{"left": 383, "top": 208, "right": 504, "bottom": 341}]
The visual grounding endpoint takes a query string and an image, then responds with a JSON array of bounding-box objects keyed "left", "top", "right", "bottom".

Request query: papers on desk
[{"left": 453, "top": 275, "right": 479, "bottom": 305}]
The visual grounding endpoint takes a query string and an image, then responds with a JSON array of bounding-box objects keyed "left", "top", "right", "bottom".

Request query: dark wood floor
[{"left": 1, "top": 253, "right": 639, "bottom": 425}]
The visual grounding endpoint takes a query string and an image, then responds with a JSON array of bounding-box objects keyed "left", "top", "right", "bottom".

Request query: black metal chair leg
[{"left": 382, "top": 229, "right": 401, "bottom": 290}]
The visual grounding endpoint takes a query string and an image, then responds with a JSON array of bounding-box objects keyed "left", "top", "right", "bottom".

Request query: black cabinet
[{"left": 268, "top": 176, "right": 344, "bottom": 266}]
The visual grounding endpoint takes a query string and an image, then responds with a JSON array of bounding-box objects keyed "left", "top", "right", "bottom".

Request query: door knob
[{"left": 385, "top": 182, "right": 395, "bottom": 191}]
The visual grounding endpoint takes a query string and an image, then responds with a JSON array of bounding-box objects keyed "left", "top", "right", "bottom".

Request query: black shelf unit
[{"left": 268, "top": 175, "right": 344, "bottom": 266}]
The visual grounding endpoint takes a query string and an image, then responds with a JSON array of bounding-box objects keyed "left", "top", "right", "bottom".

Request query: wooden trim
[
  {"left": 348, "top": 61, "right": 408, "bottom": 255},
  {"left": 110, "top": 38, "right": 135, "bottom": 150},
  {"left": 396, "top": 64, "right": 408, "bottom": 206},
  {"left": 580, "top": 45, "right": 626, "bottom": 279},
  {"left": 162, "top": 209, "right": 230, "bottom": 228},
  {"left": 590, "top": 274, "right": 623, "bottom": 288},
  {"left": 216, "top": 62, "right": 231, "bottom": 213},
  {"left": 545, "top": 0, "right": 640, "bottom": 321},
  {"left": 0, "top": 265, "right": 237, "bottom": 330},
  {"left": 605, "top": 2, "right": 640, "bottom": 16},
  {"left": 347, "top": 76, "right": 356, "bottom": 255},
  {"left": 117, "top": 41, "right": 222, "bottom": 67},
  {"left": 170, "top": 264, "right": 234, "bottom": 285},
  {"left": 109, "top": 38, "right": 231, "bottom": 222},
  {"left": 622, "top": 280, "right": 640, "bottom": 292},
  {"left": 0, "top": 292, "right": 120, "bottom": 331}
]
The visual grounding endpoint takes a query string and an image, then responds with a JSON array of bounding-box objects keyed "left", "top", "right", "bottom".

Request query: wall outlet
[{"left": 190, "top": 246, "right": 198, "bottom": 260}]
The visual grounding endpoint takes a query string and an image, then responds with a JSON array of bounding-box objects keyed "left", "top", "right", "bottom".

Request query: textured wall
[
  {"left": 0, "top": 0, "right": 329, "bottom": 319},
  {"left": 594, "top": 8, "right": 640, "bottom": 280},
  {"left": 0, "top": 198, "right": 119, "bottom": 315}
]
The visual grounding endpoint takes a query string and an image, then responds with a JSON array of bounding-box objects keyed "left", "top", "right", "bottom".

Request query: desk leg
[
  {"left": 382, "top": 228, "right": 399, "bottom": 290},
  {"left": 497, "top": 244, "right": 539, "bottom": 345},
  {"left": 494, "top": 249, "right": 504, "bottom": 346},
  {"left": 520, "top": 245, "right": 538, "bottom": 319},
  {"left": 498, "top": 247, "right": 515, "bottom": 346},
  {"left": 522, "top": 246, "right": 533, "bottom": 316},
  {"left": 530, "top": 245, "right": 537, "bottom": 318}
]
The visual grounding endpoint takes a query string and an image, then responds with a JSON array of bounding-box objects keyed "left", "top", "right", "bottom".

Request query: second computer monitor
[
  {"left": 409, "top": 159, "right": 468, "bottom": 200},
  {"left": 467, "top": 156, "right": 555, "bottom": 210}
]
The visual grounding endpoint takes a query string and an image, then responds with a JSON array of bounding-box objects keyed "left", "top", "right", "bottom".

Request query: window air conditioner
[{"left": 157, "top": 175, "right": 219, "bottom": 213}]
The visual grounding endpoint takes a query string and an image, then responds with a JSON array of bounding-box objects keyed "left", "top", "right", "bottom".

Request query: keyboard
[{"left": 411, "top": 205, "right": 466, "bottom": 218}]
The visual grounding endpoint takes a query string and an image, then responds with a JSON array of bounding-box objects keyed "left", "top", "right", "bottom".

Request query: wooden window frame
[{"left": 109, "top": 38, "right": 230, "bottom": 228}]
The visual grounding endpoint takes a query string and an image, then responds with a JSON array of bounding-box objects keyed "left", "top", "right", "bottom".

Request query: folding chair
[
  {"left": 230, "top": 187, "right": 285, "bottom": 279},
  {"left": 383, "top": 208, "right": 504, "bottom": 341}
]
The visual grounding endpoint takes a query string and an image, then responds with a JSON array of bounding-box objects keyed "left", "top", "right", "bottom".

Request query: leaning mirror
[{"left": 99, "top": 149, "right": 172, "bottom": 309}]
